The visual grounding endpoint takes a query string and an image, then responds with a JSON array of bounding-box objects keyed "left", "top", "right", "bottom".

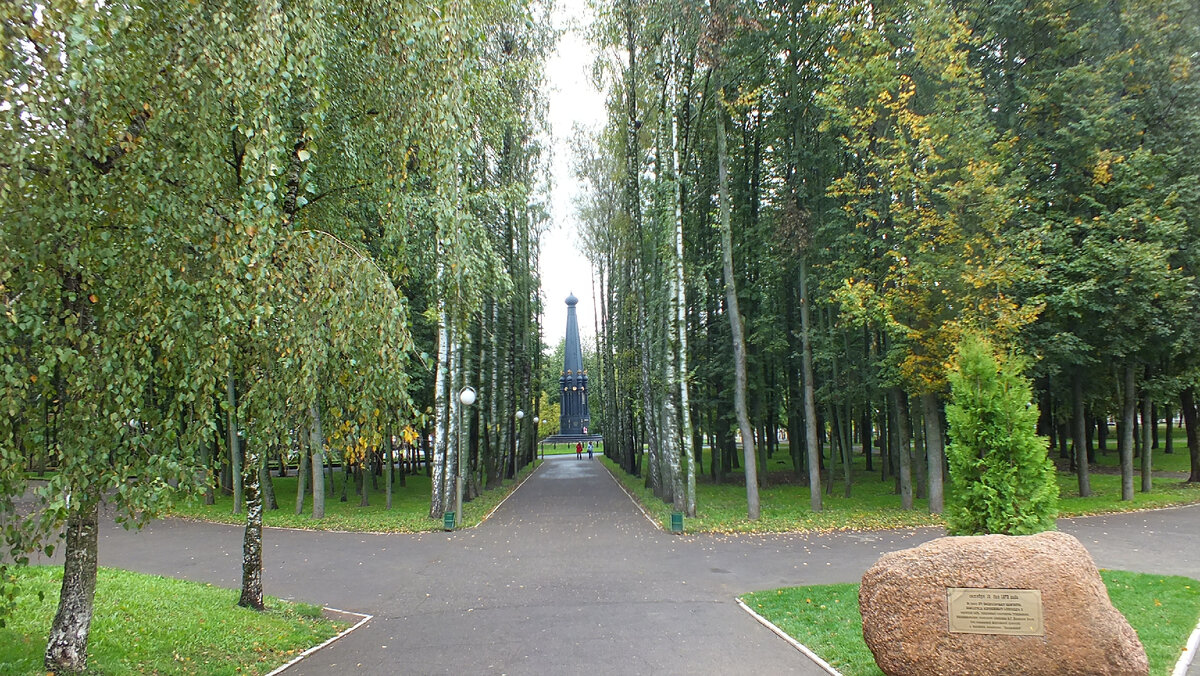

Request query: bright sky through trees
[{"left": 542, "top": 0, "right": 603, "bottom": 345}]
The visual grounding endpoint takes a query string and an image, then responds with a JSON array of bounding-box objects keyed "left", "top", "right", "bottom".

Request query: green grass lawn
[
  {"left": 602, "top": 443, "right": 1200, "bottom": 534},
  {"left": 169, "top": 460, "right": 538, "bottom": 532},
  {"left": 0, "top": 566, "right": 346, "bottom": 676},
  {"left": 1088, "top": 424, "right": 1194, "bottom": 474},
  {"left": 537, "top": 441, "right": 603, "bottom": 456},
  {"left": 743, "top": 570, "right": 1200, "bottom": 676}
]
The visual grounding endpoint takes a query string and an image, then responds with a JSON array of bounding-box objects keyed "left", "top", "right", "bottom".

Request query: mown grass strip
[
  {"left": 0, "top": 566, "right": 347, "bottom": 676},
  {"left": 602, "top": 449, "right": 1200, "bottom": 535},
  {"left": 742, "top": 571, "right": 1200, "bottom": 676},
  {"left": 169, "top": 459, "right": 539, "bottom": 532}
]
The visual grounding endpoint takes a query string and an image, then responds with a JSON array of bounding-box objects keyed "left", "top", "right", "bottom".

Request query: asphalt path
[{"left": 27, "top": 455, "right": 1200, "bottom": 675}]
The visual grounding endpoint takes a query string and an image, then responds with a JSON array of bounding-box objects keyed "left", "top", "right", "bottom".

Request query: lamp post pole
[
  {"left": 533, "top": 416, "right": 540, "bottom": 460},
  {"left": 457, "top": 386, "right": 476, "bottom": 528}
]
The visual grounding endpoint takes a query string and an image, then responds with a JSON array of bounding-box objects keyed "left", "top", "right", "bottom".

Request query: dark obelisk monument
[
  {"left": 542, "top": 293, "right": 600, "bottom": 446},
  {"left": 559, "top": 292, "right": 589, "bottom": 435}
]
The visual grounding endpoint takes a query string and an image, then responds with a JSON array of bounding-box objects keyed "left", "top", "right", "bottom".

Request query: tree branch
[
  {"left": 303, "top": 182, "right": 368, "bottom": 210},
  {"left": 87, "top": 108, "right": 151, "bottom": 175}
]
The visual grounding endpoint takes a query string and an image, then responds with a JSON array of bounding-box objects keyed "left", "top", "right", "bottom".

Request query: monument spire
[{"left": 559, "top": 292, "right": 590, "bottom": 435}]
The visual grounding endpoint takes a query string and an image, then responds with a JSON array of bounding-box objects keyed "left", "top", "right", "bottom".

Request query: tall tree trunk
[
  {"left": 1141, "top": 368, "right": 1152, "bottom": 493},
  {"left": 911, "top": 402, "right": 927, "bottom": 501},
  {"left": 203, "top": 423, "right": 216, "bottom": 505},
  {"left": 921, "top": 392, "right": 944, "bottom": 514},
  {"left": 862, "top": 409, "right": 874, "bottom": 472},
  {"left": 663, "top": 330, "right": 684, "bottom": 511},
  {"left": 676, "top": 286, "right": 696, "bottom": 516},
  {"left": 841, "top": 331, "right": 856, "bottom": 498},
  {"left": 238, "top": 447, "right": 264, "bottom": 610},
  {"left": 44, "top": 492, "right": 99, "bottom": 673},
  {"left": 716, "top": 85, "right": 760, "bottom": 521},
  {"left": 786, "top": 356, "right": 803, "bottom": 479},
  {"left": 359, "top": 453, "right": 370, "bottom": 507},
  {"left": 626, "top": 0, "right": 662, "bottom": 502},
  {"left": 309, "top": 402, "right": 326, "bottom": 519},
  {"left": 1120, "top": 363, "right": 1136, "bottom": 500},
  {"left": 227, "top": 371, "right": 242, "bottom": 515},
  {"left": 1072, "top": 370, "right": 1091, "bottom": 496},
  {"left": 448, "top": 325, "right": 462, "bottom": 521},
  {"left": 260, "top": 449, "right": 278, "bottom": 511},
  {"left": 487, "top": 301, "right": 502, "bottom": 488},
  {"left": 889, "top": 387, "right": 914, "bottom": 510},
  {"left": 1165, "top": 407, "right": 1174, "bottom": 455},
  {"left": 385, "top": 423, "right": 394, "bottom": 510},
  {"left": 1181, "top": 387, "right": 1199, "bottom": 482},
  {"left": 797, "top": 255, "right": 822, "bottom": 511},
  {"left": 296, "top": 435, "right": 309, "bottom": 515},
  {"left": 430, "top": 306, "right": 450, "bottom": 517}
]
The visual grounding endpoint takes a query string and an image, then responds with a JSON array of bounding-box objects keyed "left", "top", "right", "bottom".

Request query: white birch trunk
[
  {"left": 453, "top": 326, "right": 468, "bottom": 519},
  {"left": 489, "top": 301, "right": 501, "bottom": 483},
  {"left": 430, "top": 304, "right": 450, "bottom": 517},
  {"left": 44, "top": 491, "right": 99, "bottom": 672},
  {"left": 238, "top": 441, "right": 264, "bottom": 610},
  {"left": 669, "top": 56, "right": 697, "bottom": 517},
  {"left": 447, "top": 322, "right": 461, "bottom": 519}
]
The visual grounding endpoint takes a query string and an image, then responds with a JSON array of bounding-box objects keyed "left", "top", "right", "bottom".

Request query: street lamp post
[
  {"left": 533, "top": 416, "right": 540, "bottom": 459},
  {"left": 456, "top": 386, "right": 476, "bottom": 528}
]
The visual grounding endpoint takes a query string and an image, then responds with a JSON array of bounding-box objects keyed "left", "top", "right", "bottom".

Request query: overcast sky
[{"left": 539, "top": 1, "right": 605, "bottom": 348}]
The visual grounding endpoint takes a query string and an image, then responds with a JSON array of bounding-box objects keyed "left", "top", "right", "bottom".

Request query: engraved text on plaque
[{"left": 946, "top": 588, "right": 1044, "bottom": 636}]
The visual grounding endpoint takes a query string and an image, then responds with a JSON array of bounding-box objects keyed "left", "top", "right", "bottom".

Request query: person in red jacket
[{"left": 576, "top": 441, "right": 583, "bottom": 459}]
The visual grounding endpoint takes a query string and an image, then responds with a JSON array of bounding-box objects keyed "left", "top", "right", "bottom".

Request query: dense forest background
[{"left": 576, "top": 0, "right": 1200, "bottom": 517}]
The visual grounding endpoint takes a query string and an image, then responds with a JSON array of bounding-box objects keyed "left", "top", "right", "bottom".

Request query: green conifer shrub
[{"left": 944, "top": 334, "right": 1059, "bottom": 535}]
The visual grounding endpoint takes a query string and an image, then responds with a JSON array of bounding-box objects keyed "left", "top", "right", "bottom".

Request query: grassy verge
[
  {"left": 169, "top": 460, "right": 539, "bottom": 532},
  {"left": 0, "top": 566, "right": 346, "bottom": 676},
  {"left": 1090, "top": 436, "right": 1193, "bottom": 474},
  {"left": 1056, "top": 472, "right": 1200, "bottom": 515},
  {"left": 602, "top": 446, "right": 1200, "bottom": 534},
  {"left": 742, "top": 571, "right": 1200, "bottom": 676}
]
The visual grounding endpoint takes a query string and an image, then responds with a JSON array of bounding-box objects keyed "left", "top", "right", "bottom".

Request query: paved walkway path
[{"left": 54, "top": 456, "right": 1200, "bottom": 674}]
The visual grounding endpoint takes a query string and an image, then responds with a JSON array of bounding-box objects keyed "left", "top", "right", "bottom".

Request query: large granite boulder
[{"left": 859, "top": 530, "right": 1148, "bottom": 676}]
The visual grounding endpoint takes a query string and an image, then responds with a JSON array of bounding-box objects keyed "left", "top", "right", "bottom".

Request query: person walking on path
[
  {"left": 576, "top": 441, "right": 583, "bottom": 459},
  {"left": 587, "top": 441, "right": 594, "bottom": 459}
]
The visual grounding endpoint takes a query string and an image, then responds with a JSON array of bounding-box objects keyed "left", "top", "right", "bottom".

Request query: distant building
[{"left": 558, "top": 292, "right": 590, "bottom": 435}]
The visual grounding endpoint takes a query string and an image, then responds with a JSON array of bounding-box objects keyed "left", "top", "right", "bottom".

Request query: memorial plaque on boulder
[
  {"left": 858, "top": 531, "right": 1148, "bottom": 676},
  {"left": 946, "top": 588, "right": 1043, "bottom": 636}
]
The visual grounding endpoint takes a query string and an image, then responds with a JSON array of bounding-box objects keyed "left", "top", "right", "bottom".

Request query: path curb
[
  {"left": 1173, "top": 616, "right": 1200, "bottom": 676},
  {"left": 598, "top": 458, "right": 664, "bottom": 531},
  {"left": 267, "top": 607, "right": 373, "bottom": 675},
  {"left": 736, "top": 598, "right": 843, "bottom": 675}
]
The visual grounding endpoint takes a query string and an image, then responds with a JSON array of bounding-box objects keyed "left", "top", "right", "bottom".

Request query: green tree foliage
[
  {"left": 944, "top": 335, "right": 1058, "bottom": 536},
  {"left": 1, "top": 0, "right": 551, "bottom": 668},
  {"left": 582, "top": 0, "right": 1200, "bottom": 529}
]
